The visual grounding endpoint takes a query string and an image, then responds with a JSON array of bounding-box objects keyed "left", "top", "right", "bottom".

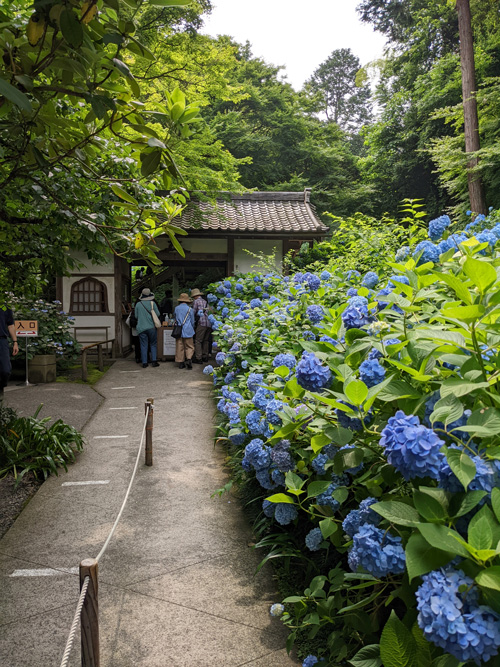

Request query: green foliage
[{"left": 0, "top": 405, "right": 84, "bottom": 485}]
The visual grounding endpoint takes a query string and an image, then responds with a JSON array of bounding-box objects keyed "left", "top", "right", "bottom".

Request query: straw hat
[
  {"left": 139, "top": 288, "right": 154, "bottom": 300},
  {"left": 190, "top": 288, "right": 203, "bottom": 298},
  {"left": 177, "top": 293, "right": 192, "bottom": 303}
]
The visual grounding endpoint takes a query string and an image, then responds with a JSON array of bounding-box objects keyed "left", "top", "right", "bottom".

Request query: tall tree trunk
[{"left": 456, "top": 0, "right": 487, "bottom": 214}]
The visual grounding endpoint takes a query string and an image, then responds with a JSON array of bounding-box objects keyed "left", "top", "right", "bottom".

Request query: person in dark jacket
[
  {"left": 0, "top": 304, "right": 19, "bottom": 397},
  {"left": 191, "top": 288, "right": 211, "bottom": 363}
]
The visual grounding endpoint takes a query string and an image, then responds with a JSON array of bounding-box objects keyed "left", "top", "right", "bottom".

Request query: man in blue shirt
[{"left": 0, "top": 305, "right": 19, "bottom": 398}]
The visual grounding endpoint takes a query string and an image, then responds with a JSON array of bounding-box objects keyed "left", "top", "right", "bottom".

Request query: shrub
[{"left": 207, "top": 206, "right": 500, "bottom": 666}]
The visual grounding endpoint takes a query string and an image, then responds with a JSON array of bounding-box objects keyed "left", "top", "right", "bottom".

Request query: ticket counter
[{"left": 157, "top": 325, "right": 176, "bottom": 360}]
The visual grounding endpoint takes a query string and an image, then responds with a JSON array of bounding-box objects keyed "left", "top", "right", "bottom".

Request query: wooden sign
[{"left": 15, "top": 320, "right": 38, "bottom": 336}]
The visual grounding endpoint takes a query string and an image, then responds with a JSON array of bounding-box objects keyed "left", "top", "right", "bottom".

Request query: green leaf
[
  {"left": 59, "top": 9, "right": 84, "bottom": 48},
  {"left": 344, "top": 380, "right": 368, "bottom": 405},
  {"left": 110, "top": 184, "right": 138, "bottom": 205},
  {"left": 0, "top": 78, "right": 32, "bottom": 112},
  {"left": 324, "top": 426, "right": 353, "bottom": 446},
  {"left": 147, "top": 137, "right": 166, "bottom": 149},
  {"left": 437, "top": 271, "right": 472, "bottom": 305},
  {"left": 265, "top": 493, "right": 295, "bottom": 504},
  {"left": 417, "top": 523, "right": 470, "bottom": 557},
  {"left": 405, "top": 533, "right": 454, "bottom": 581},
  {"left": 441, "top": 304, "right": 485, "bottom": 323},
  {"left": 377, "top": 379, "right": 421, "bottom": 401},
  {"left": 348, "top": 644, "right": 382, "bottom": 667},
  {"left": 491, "top": 488, "right": 500, "bottom": 523},
  {"left": 285, "top": 471, "right": 306, "bottom": 491},
  {"left": 450, "top": 490, "right": 488, "bottom": 518},
  {"left": 475, "top": 566, "right": 500, "bottom": 592},
  {"left": 273, "top": 365, "right": 290, "bottom": 378},
  {"left": 283, "top": 376, "right": 305, "bottom": 398},
  {"left": 463, "top": 257, "right": 497, "bottom": 293},
  {"left": 468, "top": 512, "right": 493, "bottom": 551},
  {"left": 331, "top": 487, "right": 349, "bottom": 504},
  {"left": 149, "top": 0, "right": 191, "bottom": 6},
  {"left": 411, "top": 623, "right": 433, "bottom": 667},
  {"left": 439, "top": 379, "right": 489, "bottom": 399},
  {"left": 319, "top": 518, "right": 338, "bottom": 539},
  {"left": 372, "top": 501, "right": 421, "bottom": 527},
  {"left": 380, "top": 611, "right": 418, "bottom": 667},
  {"left": 307, "top": 481, "right": 333, "bottom": 499},
  {"left": 413, "top": 490, "right": 447, "bottom": 522},
  {"left": 460, "top": 408, "right": 500, "bottom": 437},
  {"left": 432, "top": 656, "right": 461, "bottom": 667},
  {"left": 443, "top": 447, "right": 476, "bottom": 491},
  {"left": 140, "top": 150, "right": 162, "bottom": 176}
]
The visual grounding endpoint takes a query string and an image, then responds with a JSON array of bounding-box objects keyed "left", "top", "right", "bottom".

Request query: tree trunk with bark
[{"left": 456, "top": 0, "right": 487, "bottom": 214}]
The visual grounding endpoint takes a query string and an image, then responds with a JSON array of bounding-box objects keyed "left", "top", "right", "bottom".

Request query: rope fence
[{"left": 59, "top": 398, "right": 155, "bottom": 667}]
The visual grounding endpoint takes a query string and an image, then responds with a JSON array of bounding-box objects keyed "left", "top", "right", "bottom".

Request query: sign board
[
  {"left": 15, "top": 320, "right": 38, "bottom": 336},
  {"left": 162, "top": 328, "right": 177, "bottom": 358}
]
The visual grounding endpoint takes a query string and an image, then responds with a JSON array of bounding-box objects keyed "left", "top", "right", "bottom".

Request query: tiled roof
[{"left": 178, "top": 190, "right": 329, "bottom": 235}]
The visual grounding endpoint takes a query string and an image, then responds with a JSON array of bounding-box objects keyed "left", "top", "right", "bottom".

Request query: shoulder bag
[
  {"left": 171, "top": 308, "right": 191, "bottom": 339},
  {"left": 140, "top": 301, "right": 162, "bottom": 329}
]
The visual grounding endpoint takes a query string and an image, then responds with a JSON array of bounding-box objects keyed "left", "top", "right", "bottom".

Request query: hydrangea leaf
[
  {"left": 377, "top": 379, "right": 422, "bottom": 402},
  {"left": 344, "top": 380, "right": 368, "bottom": 406},
  {"left": 417, "top": 524, "right": 470, "bottom": 558},
  {"left": 491, "top": 488, "right": 500, "bottom": 523},
  {"left": 347, "top": 644, "right": 382, "bottom": 667},
  {"left": 413, "top": 490, "right": 448, "bottom": 522},
  {"left": 463, "top": 257, "right": 497, "bottom": 293},
  {"left": 431, "top": 653, "right": 462, "bottom": 667},
  {"left": 449, "top": 490, "right": 488, "bottom": 518},
  {"left": 441, "top": 304, "right": 486, "bottom": 323},
  {"left": 380, "top": 610, "right": 419, "bottom": 667},
  {"left": 265, "top": 493, "right": 295, "bottom": 505},
  {"left": 436, "top": 271, "right": 472, "bottom": 305},
  {"left": 319, "top": 519, "right": 338, "bottom": 539},
  {"left": 324, "top": 426, "right": 353, "bottom": 446},
  {"left": 307, "top": 481, "right": 334, "bottom": 499},
  {"left": 443, "top": 447, "right": 476, "bottom": 490},
  {"left": 468, "top": 505, "right": 498, "bottom": 551},
  {"left": 475, "top": 567, "right": 500, "bottom": 592},
  {"left": 273, "top": 365, "right": 290, "bottom": 378},
  {"left": 372, "top": 501, "right": 421, "bottom": 527},
  {"left": 411, "top": 623, "right": 433, "bottom": 667},
  {"left": 405, "top": 533, "right": 454, "bottom": 582},
  {"left": 459, "top": 407, "right": 500, "bottom": 437}
]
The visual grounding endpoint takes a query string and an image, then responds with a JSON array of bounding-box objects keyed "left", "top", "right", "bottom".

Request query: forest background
[{"left": 1, "top": 0, "right": 499, "bottom": 293}]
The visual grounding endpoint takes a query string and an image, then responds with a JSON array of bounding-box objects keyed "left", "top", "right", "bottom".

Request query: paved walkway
[{"left": 0, "top": 359, "right": 298, "bottom": 666}]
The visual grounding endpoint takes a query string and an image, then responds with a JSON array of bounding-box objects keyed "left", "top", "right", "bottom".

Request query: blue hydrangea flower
[
  {"left": 296, "top": 352, "right": 331, "bottom": 392},
  {"left": 304, "top": 273, "right": 321, "bottom": 291},
  {"left": 348, "top": 523, "right": 406, "bottom": 578},
  {"left": 306, "top": 304, "right": 324, "bottom": 324},
  {"left": 428, "top": 214, "right": 451, "bottom": 241},
  {"left": 241, "top": 360, "right": 248, "bottom": 369},
  {"left": 225, "top": 402, "right": 240, "bottom": 424},
  {"left": 320, "top": 270, "right": 331, "bottom": 280},
  {"left": 253, "top": 387, "right": 275, "bottom": 410},
  {"left": 476, "top": 230, "right": 497, "bottom": 250},
  {"left": 272, "top": 353, "right": 296, "bottom": 369},
  {"left": 216, "top": 283, "right": 226, "bottom": 294},
  {"left": 207, "top": 293, "right": 217, "bottom": 303},
  {"left": 271, "top": 468, "right": 285, "bottom": 486},
  {"left": 359, "top": 359, "right": 386, "bottom": 388},
  {"left": 395, "top": 246, "right": 410, "bottom": 262},
  {"left": 229, "top": 432, "right": 246, "bottom": 446},
  {"left": 302, "top": 330, "right": 316, "bottom": 341},
  {"left": 302, "top": 657, "right": 318, "bottom": 667},
  {"left": 293, "top": 272, "right": 304, "bottom": 283},
  {"left": 361, "top": 271, "right": 379, "bottom": 289},
  {"left": 247, "top": 373, "right": 264, "bottom": 392},
  {"left": 342, "top": 303, "right": 370, "bottom": 330},
  {"left": 319, "top": 335, "right": 337, "bottom": 344},
  {"left": 413, "top": 241, "right": 440, "bottom": 265},
  {"left": 345, "top": 270, "right": 360, "bottom": 282},
  {"left": 465, "top": 213, "right": 486, "bottom": 232},
  {"left": 235, "top": 283, "right": 244, "bottom": 292},
  {"left": 269, "top": 603, "right": 285, "bottom": 617},
  {"left": 439, "top": 451, "right": 497, "bottom": 494},
  {"left": 215, "top": 352, "right": 226, "bottom": 366},
  {"left": 311, "top": 453, "right": 329, "bottom": 475},
  {"left": 342, "top": 498, "right": 380, "bottom": 537},
  {"left": 346, "top": 287, "right": 358, "bottom": 297},
  {"left": 274, "top": 502, "right": 298, "bottom": 525},
  {"left": 203, "top": 365, "right": 214, "bottom": 375},
  {"left": 217, "top": 398, "right": 227, "bottom": 414},
  {"left": 250, "top": 298, "right": 262, "bottom": 309},
  {"left": 262, "top": 499, "right": 275, "bottom": 517},
  {"left": 254, "top": 285, "right": 262, "bottom": 293},
  {"left": 266, "top": 399, "right": 284, "bottom": 426},
  {"left": 261, "top": 328, "right": 270, "bottom": 340},
  {"left": 246, "top": 410, "right": 264, "bottom": 435},
  {"left": 416, "top": 568, "right": 500, "bottom": 665},
  {"left": 379, "top": 411, "right": 445, "bottom": 480},
  {"left": 244, "top": 439, "right": 271, "bottom": 470},
  {"left": 336, "top": 402, "right": 371, "bottom": 432},
  {"left": 305, "top": 527, "right": 323, "bottom": 551},
  {"left": 316, "top": 483, "right": 341, "bottom": 511},
  {"left": 271, "top": 441, "right": 295, "bottom": 472}
]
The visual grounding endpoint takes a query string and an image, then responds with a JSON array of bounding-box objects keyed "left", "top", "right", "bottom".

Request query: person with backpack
[
  {"left": 134, "top": 288, "right": 161, "bottom": 368},
  {"left": 173, "top": 293, "right": 195, "bottom": 369},
  {"left": 191, "top": 288, "right": 212, "bottom": 364}
]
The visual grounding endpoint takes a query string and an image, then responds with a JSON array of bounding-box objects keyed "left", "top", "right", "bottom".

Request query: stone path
[{"left": 0, "top": 359, "right": 298, "bottom": 666}]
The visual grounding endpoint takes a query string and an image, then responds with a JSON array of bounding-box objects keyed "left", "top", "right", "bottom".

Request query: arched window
[{"left": 70, "top": 278, "right": 108, "bottom": 314}]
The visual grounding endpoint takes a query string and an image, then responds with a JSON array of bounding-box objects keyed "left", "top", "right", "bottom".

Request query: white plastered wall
[{"left": 234, "top": 239, "right": 283, "bottom": 274}]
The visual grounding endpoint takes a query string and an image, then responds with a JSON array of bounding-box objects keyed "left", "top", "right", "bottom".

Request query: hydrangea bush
[
  {"left": 9, "top": 296, "right": 80, "bottom": 362},
  {"left": 207, "top": 207, "right": 500, "bottom": 666}
]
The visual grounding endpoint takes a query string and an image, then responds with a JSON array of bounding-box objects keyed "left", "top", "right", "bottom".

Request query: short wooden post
[
  {"left": 81, "top": 350, "right": 88, "bottom": 382},
  {"left": 80, "top": 558, "right": 99, "bottom": 667},
  {"left": 97, "top": 344, "right": 104, "bottom": 371},
  {"left": 145, "top": 398, "right": 154, "bottom": 467}
]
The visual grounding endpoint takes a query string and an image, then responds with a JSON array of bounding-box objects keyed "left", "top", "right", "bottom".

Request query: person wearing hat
[
  {"left": 191, "top": 288, "right": 211, "bottom": 364},
  {"left": 134, "top": 288, "right": 161, "bottom": 368},
  {"left": 0, "top": 303, "right": 19, "bottom": 399},
  {"left": 173, "top": 293, "right": 195, "bottom": 369}
]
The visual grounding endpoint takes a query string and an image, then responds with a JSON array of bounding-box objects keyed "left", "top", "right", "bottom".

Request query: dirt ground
[{"left": 0, "top": 473, "right": 42, "bottom": 539}]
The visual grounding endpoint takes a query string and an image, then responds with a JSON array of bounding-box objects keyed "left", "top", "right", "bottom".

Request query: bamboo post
[
  {"left": 81, "top": 350, "right": 88, "bottom": 382},
  {"left": 145, "top": 398, "right": 154, "bottom": 466},
  {"left": 97, "top": 344, "right": 104, "bottom": 371},
  {"left": 80, "top": 558, "right": 99, "bottom": 667}
]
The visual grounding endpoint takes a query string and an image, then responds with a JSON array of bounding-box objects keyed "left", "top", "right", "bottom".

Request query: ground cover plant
[{"left": 207, "top": 207, "right": 500, "bottom": 666}]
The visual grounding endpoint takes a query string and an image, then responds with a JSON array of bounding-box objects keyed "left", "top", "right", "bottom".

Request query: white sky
[{"left": 200, "top": 0, "right": 387, "bottom": 90}]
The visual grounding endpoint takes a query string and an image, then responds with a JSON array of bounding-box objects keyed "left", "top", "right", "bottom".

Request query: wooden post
[
  {"left": 81, "top": 349, "right": 88, "bottom": 382},
  {"left": 97, "top": 344, "right": 104, "bottom": 372},
  {"left": 80, "top": 558, "right": 99, "bottom": 667},
  {"left": 145, "top": 398, "right": 154, "bottom": 466}
]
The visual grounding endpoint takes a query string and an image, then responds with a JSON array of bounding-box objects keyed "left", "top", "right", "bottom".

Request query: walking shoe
[
  {"left": 202, "top": 356, "right": 208, "bottom": 362},
  {"left": 152, "top": 362, "right": 160, "bottom": 368},
  {"left": 142, "top": 363, "right": 148, "bottom": 368},
  {"left": 192, "top": 358, "right": 203, "bottom": 364},
  {"left": 186, "top": 359, "right": 193, "bottom": 369},
  {"left": 179, "top": 362, "right": 186, "bottom": 369}
]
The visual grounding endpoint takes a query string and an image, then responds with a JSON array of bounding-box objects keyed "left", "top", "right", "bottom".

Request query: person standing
[
  {"left": 191, "top": 288, "right": 212, "bottom": 364},
  {"left": 173, "top": 293, "right": 195, "bottom": 369},
  {"left": 0, "top": 304, "right": 19, "bottom": 398},
  {"left": 134, "top": 288, "right": 161, "bottom": 368}
]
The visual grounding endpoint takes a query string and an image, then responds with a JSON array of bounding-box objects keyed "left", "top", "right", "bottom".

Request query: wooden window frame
[{"left": 70, "top": 277, "right": 109, "bottom": 315}]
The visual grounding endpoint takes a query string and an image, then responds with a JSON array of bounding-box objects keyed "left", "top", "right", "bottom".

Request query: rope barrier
[
  {"left": 58, "top": 402, "right": 152, "bottom": 667},
  {"left": 60, "top": 576, "right": 90, "bottom": 667}
]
